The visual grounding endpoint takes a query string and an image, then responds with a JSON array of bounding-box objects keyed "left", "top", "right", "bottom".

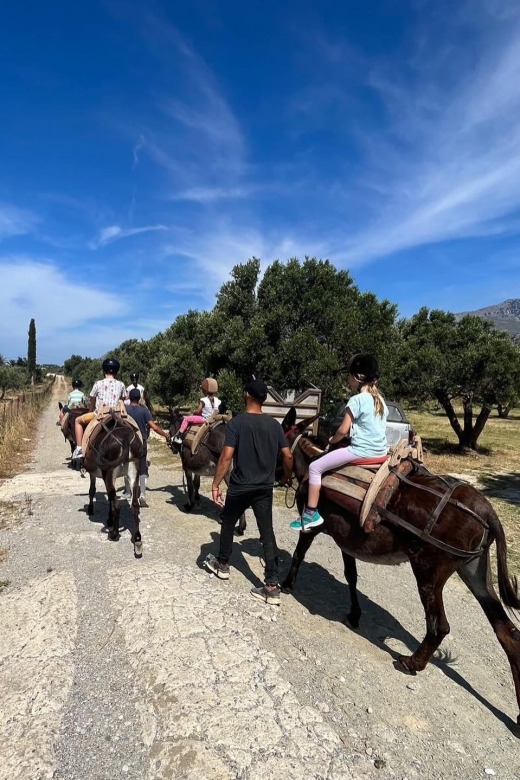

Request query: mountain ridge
[{"left": 456, "top": 298, "right": 520, "bottom": 337}]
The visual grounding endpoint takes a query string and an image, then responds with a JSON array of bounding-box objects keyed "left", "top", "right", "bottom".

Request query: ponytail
[{"left": 364, "top": 382, "right": 385, "bottom": 418}]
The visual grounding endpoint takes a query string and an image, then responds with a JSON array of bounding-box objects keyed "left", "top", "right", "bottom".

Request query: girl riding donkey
[
  {"left": 172, "top": 378, "right": 221, "bottom": 445},
  {"left": 290, "top": 353, "right": 388, "bottom": 532}
]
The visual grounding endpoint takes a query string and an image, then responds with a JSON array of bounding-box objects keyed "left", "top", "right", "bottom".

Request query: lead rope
[{"left": 284, "top": 431, "right": 303, "bottom": 510}]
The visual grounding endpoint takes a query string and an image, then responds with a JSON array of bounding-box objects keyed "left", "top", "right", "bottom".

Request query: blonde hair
[{"left": 351, "top": 373, "right": 385, "bottom": 418}]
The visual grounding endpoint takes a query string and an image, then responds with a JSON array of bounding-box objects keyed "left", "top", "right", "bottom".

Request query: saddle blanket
[
  {"left": 182, "top": 412, "right": 232, "bottom": 455},
  {"left": 83, "top": 413, "right": 142, "bottom": 460},
  {"left": 305, "top": 436, "right": 424, "bottom": 533}
]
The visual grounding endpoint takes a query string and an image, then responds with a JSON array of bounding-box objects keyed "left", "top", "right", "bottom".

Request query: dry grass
[
  {"left": 408, "top": 406, "right": 520, "bottom": 475},
  {"left": 0, "top": 392, "right": 50, "bottom": 479},
  {"left": 0, "top": 500, "right": 22, "bottom": 564}
]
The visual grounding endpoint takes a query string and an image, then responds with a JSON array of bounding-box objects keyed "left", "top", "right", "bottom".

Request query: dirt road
[{"left": 1, "top": 387, "right": 519, "bottom": 779}]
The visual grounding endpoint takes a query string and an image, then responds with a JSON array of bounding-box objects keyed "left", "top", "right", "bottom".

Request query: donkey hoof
[
  {"left": 234, "top": 527, "right": 245, "bottom": 537},
  {"left": 87, "top": 505, "right": 94, "bottom": 516},
  {"left": 134, "top": 542, "right": 143, "bottom": 558},
  {"left": 183, "top": 502, "right": 193, "bottom": 513},
  {"left": 281, "top": 580, "right": 293, "bottom": 594},
  {"left": 396, "top": 655, "right": 417, "bottom": 675},
  {"left": 345, "top": 613, "right": 360, "bottom": 630}
]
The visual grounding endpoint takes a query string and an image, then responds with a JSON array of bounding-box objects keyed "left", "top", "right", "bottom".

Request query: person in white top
[
  {"left": 172, "top": 378, "right": 221, "bottom": 445},
  {"left": 125, "top": 372, "right": 146, "bottom": 406}
]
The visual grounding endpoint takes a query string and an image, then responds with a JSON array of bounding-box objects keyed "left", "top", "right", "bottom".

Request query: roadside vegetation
[{"left": 65, "top": 256, "right": 520, "bottom": 453}]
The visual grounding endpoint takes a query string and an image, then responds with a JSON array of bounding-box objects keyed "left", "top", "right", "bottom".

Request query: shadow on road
[
  {"left": 479, "top": 471, "right": 520, "bottom": 508},
  {"left": 198, "top": 528, "right": 519, "bottom": 736}
]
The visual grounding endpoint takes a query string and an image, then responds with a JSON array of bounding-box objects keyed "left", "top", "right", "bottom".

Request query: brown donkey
[
  {"left": 170, "top": 412, "right": 246, "bottom": 534},
  {"left": 83, "top": 413, "right": 144, "bottom": 556},
  {"left": 280, "top": 408, "right": 520, "bottom": 736}
]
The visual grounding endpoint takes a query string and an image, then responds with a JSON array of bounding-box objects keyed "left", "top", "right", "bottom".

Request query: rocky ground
[{"left": 1, "top": 386, "right": 520, "bottom": 779}]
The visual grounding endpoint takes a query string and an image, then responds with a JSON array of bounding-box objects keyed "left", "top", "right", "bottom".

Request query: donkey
[
  {"left": 82, "top": 413, "right": 144, "bottom": 557},
  {"left": 170, "top": 411, "right": 246, "bottom": 535},
  {"left": 280, "top": 408, "right": 520, "bottom": 736},
  {"left": 58, "top": 403, "right": 87, "bottom": 456}
]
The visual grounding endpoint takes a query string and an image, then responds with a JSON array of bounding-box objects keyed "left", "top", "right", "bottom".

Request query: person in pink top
[{"left": 172, "top": 378, "right": 221, "bottom": 445}]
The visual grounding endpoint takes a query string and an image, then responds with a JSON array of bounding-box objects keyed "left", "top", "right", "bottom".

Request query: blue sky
[{"left": 1, "top": 0, "right": 520, "bottom": 363}]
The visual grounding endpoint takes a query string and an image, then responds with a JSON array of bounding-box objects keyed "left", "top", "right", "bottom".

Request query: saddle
[
  {"left": 82, "top": 403, "right": 142, "bottom": 460},
  {"left": 182, "top": 412, "right": 232, "bottom": 455},
  {"left": 304, "top": 437, "right": 424, "bottom": 534},
  {"left": 60, "top": 406, "right": 88, "bottom": 438}
]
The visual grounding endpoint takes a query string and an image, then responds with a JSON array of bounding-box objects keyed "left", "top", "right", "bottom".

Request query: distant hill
[{"left": 457, "top": 299, "right": 520, "bottom": 338}]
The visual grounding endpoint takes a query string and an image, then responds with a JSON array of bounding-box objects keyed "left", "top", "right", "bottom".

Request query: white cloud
[
  {"left": 335, "top": 11, "right": 520, "bottom": 265},
  {"left": 162, "top": 222, "right": 330, "bottom": 288},
  {"left": 135, "top": 15, "right": 246, "bottom": 194},
  {"left": 0, "top": 258, "right": 127, "bottom": 361},
  {"left": 0, "top": 204, "right": 38, "bottom": 240},
  {"left": 88, "top": 224, "right": 167, "bottom": 250}
]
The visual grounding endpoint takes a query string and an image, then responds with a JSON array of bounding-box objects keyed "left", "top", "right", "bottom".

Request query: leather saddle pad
[
  {"left": 83, "top": 413, "right": 142, "bottom": 459},
  {"left": 183, "top": 422, "right": 210, "bottom": 455}
]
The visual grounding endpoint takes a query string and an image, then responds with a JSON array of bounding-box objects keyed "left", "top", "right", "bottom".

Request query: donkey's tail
[{"left": 492, "top": 508, "right": 520, "bottom": 613}]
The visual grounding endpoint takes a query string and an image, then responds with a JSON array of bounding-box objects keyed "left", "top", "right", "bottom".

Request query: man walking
[
  {"left": 124, "top": 388, "right": 170, "bottom": 507},
  {"left": 205, "top": 379, "right": 293, "bottom": 605}
]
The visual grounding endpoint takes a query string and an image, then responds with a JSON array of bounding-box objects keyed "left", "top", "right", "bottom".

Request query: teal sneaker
[{"left": 289, "top": 509, "right": 324, "bottom": 532}]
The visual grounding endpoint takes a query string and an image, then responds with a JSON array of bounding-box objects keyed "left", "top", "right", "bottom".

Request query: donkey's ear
[
  {"left": 58, "top": 401, "right": 63, "bottom": 410},
  {"left": 296, "top": 412, "right": 320, "bottom": 434},
  {"left": 281, "top": 406, "right": 297, "bottom": 432}
]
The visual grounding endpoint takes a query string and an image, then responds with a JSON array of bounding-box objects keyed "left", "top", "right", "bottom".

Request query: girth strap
[
  {"left": 374, "top": 502, "right": 487, "bottom": 559},
  {"left": 394, "top": 470, "right": 489, "bottom": 530}
]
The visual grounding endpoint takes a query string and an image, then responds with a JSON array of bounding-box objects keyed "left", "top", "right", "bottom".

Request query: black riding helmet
[
  {"left": 72, "top": 378, "right": 83, "bottom": 389},
  {"left": 347, "top": 353, "right": 380, "bottom": 383},
  {"left": 130, "top": 372, "right": 139, "bottom": 382},
  {"left": 102, "top": 357, "right": 120, "bottom": 375}
]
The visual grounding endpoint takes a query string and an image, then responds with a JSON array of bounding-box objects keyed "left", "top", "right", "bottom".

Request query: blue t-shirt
[{"left": 346, "top": 392, "right": 388, "bottom": 457}]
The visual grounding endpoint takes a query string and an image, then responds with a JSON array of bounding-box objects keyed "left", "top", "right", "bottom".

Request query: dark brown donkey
[
  {"left": 82, "top": 413, "right": 144, "bottom": 556},
  {"left": 280, "top": 408, "right": 520, "bottom": 736},
  {"left": 170, "top": 412, "right": 246, "bottom": 534},
  {"left": 58, "top": 403, "right": 86, "bottom": 456}
]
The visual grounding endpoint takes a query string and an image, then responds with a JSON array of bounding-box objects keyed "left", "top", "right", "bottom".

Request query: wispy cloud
[
  {"left": 88, "top": 224, "right": 167, "bottom": 250},
  {"left": 133, "top": 12, "right": 246, "bottom": 194},
  {"left": 0, "top": 203, "right": 39, "bottom": 240},
  {"left": 0, "top": 257, "right": 127, "bottom": 360},
  {"left": 334, "top": 5, "right": 520, "bottom": 265},
  {"left": 162, "top": 221, "right": 330, "bottom": 289}
]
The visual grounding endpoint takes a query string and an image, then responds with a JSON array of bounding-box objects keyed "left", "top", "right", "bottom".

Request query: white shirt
[
  {"left": 200, "top": 396, "right": 221, "bottom": 420},
  {"left": 124, "top": 383, "right": 145, "bottom": 405}
]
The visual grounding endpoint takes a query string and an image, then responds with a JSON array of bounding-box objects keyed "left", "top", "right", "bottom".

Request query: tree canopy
[
  {"left": 393, "top": 308, "right": 520, "bottom": 449},
  {"left": 62, "top": 256, "right": 520, "bottom": 451}
]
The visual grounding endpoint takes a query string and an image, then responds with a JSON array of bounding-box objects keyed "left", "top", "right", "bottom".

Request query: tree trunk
[
  {"left": 497, "top": 404, "right": 511, "bottom": 419},
  {"left": 435, "top": 391, "right": 463, "bottom": 444}
]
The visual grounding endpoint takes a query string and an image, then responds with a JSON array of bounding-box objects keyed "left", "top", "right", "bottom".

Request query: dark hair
[
  {"left": 244, "top": 379, "right": 268, "bottom": 403},
  {"left": 129, "top": 388, "right": 141, "bottom": 402}
]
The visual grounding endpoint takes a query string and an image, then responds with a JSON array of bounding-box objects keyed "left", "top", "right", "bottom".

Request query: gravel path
[{"left": 1, "top": 386, "right": 520, "bottom": 779}]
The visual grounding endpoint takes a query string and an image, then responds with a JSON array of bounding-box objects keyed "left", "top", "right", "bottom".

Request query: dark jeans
[{"left": 218, "top": 487, "right": 279, "bottom": 585}]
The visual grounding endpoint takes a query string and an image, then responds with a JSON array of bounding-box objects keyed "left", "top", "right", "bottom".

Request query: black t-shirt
[
  {"left": 224, "top": 412, "right": 288, "bottom": 493},
  {"left": 126, "top": 404, "right": 152, "bottom": 450}
]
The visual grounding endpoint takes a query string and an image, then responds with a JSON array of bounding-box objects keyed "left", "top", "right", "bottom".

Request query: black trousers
[{"left": 218, "top": 487, "right": 279, "bottom": 585}]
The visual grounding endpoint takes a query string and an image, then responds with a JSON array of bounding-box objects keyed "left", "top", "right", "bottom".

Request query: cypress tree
[{"left": 28, "top": 318, "right": 36, "bottom": 384}]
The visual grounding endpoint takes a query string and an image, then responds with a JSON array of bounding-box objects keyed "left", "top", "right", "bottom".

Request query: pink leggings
[
  {"left": 308, "top": 447, "right": 361, "bottom": 486},
  {"left": 179, "top": 415, "right": 206, "bottom": 433}
]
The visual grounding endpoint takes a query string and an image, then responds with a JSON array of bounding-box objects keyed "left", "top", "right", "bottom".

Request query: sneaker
[
  {"left": 250, "top": 584, "right": 281, "bottom": 606},
  {"left": 289, "top": 509, "right": 324, "bottom": 532},
  {"left": 139, "top": 497, "right": 149, "bottom": 508},
  {"left": 72, "top": 447, "right": 83, "bottom": 459},
  {"left": 204, "top": 553, "right": 230, "bottom": 580},
  {"left": 172, "top": 435, "right": 183, "bottom": 445},
  {"left": 122, "top": 492, "right": 132, "bottom": 500}
]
